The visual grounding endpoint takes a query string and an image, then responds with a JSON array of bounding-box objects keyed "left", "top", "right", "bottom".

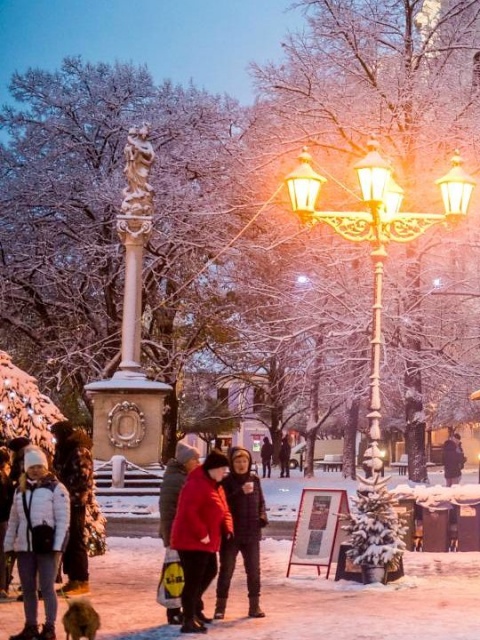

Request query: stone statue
[{"left": 121, "top": 124, "right": 155, "bottom": 216}]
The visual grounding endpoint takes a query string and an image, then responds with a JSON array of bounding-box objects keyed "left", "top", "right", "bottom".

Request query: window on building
[
  {"left": 253, "top": 387, "right": 265, "bottom": 413},
  {"left": 217, "top": 387, "right": 229, "bottom": 408}
]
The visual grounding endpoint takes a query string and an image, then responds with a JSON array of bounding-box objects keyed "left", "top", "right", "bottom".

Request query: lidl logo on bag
[{"left": 164, "top": 561, "right": 184, "bottom": 598}]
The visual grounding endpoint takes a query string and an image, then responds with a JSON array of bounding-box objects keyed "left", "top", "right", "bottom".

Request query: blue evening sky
[{"left": 0, "top": 0, "right": 304, "bottom": 106}]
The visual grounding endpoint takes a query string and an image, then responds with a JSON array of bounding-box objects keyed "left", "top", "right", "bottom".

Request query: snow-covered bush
[{"left": 342, "top": 476, "right": 407, "bottom": 569}]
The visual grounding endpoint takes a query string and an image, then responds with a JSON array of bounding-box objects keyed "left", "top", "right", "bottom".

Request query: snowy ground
[{"left": 3, "top": 466, "right": 480, "bottom": 640}]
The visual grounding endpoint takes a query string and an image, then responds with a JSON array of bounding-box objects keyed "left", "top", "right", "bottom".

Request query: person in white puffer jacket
[{"left": 4, "top": 446, "right": 70, "bottom": 640}]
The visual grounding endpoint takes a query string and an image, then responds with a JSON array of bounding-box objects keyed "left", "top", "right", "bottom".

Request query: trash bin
[
  {"left": 394, "top": 498, "right": 416, "bottom": 551},
  {"left": 456, "top": 504, "right": 480, "bottom": 552},
  {"left": 422, "top": 507, "right": 450, "bottom": 552}
]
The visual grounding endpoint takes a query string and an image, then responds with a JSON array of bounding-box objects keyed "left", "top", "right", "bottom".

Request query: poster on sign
[{"left": 287, "top": 488, "right": 349, "bottom": 578}]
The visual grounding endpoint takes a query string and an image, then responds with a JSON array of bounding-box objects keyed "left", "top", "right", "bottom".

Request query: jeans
[
  {"left": 216, "top": 537, "right": 261, "bottom": 599},
  {"left": 178, "top": 550, "right": 217, "bottom": 623},
  {"left": 261, "top": 461, "right": 271, "bottom": 478},
  {"left": 17, "top": 551, "right": 61, "bottom": 626}
]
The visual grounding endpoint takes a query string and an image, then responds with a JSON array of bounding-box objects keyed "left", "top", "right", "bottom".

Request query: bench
[
  {"left": 315, "top": 453, "right": 343, "bottom": 472},
  {"left": 391, "top": 454, "right": 409, "bottom": 475},
  {"left": 390, "top": 454, "right": 436, "bottom": 476}
]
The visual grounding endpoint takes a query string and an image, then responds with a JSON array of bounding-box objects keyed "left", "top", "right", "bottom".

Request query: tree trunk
[
  {"left": 343, "top": 399, "right": 359, "bottom": 479},
  {"left": 404, "top": 247, "right": 428, "bottom": 483},
  {"left": 304, "top": 335, "right": 323, "bottom": 478},
  {"left": 161, "top": 382, "right": 179, "bottom": 463},
  {"left": 269, "top": 354, "right": 284, "bottom": 465}
]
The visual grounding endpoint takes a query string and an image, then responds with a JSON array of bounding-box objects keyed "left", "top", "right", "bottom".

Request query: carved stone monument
[{"left": 85, "top": 125, "right": 171, "bottom": 465}]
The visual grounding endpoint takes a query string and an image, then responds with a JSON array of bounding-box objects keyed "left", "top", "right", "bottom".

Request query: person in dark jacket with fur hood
[
  {"left": 50, "top": 421, "right": 93, "bottom": 596},
  {"left": 214, "top": 446, "right": 268, "bottom": 620}
]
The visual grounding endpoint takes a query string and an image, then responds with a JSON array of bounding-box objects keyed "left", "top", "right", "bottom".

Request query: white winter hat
[{"left": 24, "top": 446, "right": 48, "bottom": 471}]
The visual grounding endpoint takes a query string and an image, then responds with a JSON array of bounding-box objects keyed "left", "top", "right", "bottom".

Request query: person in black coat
[
  {"left": 214, "top": 447, "right": 268, "bottom": 620},
  {"left": 443, "top": 433, "right": 466, "bottom": 487},
  {"left": 279, "top": 435, "right": 291, "bottom": 478},
  {"left": 260, "top": 437, "right": 273, "bottom": 479},
  {"left": 51, "top": 421, "right": 93, "bottom": 596}
]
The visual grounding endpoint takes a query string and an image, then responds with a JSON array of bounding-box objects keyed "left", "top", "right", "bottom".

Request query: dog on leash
[{"left": 62, "top": 598, "right": 100, "bottom": 640}]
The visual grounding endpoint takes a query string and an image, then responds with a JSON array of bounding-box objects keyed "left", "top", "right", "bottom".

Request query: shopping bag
[{"left": 156, "top": 547, "right": 185, "bottom": 608}]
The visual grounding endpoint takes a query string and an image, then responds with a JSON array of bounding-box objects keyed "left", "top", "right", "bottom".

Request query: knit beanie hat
[
  {"left": 24, "top": 446, "right": 48, "bottom": 470},
  {"left": 203, "top": 449, "right": 229, "bottom": 471},
  {"left": 176, "top": 442, "right": 201, "bottom": 466},
  {"left": 7, "top": 436, "right": 31, "bottom": 452}
]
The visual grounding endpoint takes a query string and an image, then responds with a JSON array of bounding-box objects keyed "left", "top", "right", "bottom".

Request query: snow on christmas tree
[
  {"left": 0, "top": 351, "right": 107, "bottom": 556},
  {"left": 343, "top": 475, "right": 407, "bottom": 571},
  {"left": 0, "top": 350, "right": 65, "bottom": 451}
]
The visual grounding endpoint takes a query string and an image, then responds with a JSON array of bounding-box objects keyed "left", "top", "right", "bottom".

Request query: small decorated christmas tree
[{"left": 342, "top": 475, "right": 406, "bottom": 583}]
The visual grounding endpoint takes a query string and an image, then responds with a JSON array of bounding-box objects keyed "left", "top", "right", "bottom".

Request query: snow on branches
[
  {"left": 342, "top": 476, "right": 407, "bottom": 569},
  {"left": 0, "top": 350, "right": 65, "bottom": 451}
]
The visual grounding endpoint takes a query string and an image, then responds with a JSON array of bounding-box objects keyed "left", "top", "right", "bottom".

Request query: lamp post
[{"left": 285, "top": 140, "right": 476, "bottom": 480}]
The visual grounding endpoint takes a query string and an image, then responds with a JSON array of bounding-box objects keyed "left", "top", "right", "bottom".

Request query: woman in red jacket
[{"left": 171, "top": 450, "right": 233, "bottom": 635}]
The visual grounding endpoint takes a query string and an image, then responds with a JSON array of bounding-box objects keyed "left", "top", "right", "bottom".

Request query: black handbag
[{"left": 22, "top": 491, "right": 55, "bottom": 554}]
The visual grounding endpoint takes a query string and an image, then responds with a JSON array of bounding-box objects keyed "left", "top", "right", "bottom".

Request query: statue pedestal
[{"left": 85, "top": 378, "right": 171, "bottom": 466}]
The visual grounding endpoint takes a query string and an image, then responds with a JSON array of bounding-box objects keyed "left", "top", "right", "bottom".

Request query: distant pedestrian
[
  {"left": 279, "top": 435, "right": 291, "bottom": 478},
  {"left": 4, "top": 445, "right": 70, "bottom": 640},
  {"left": 214, "top": 447, "right": 268, "bottom": 620},
  {"left": 443, "top": 433, "right": 466, "bottom": 487},
  {"left": 171, "top": 449, "right": 233, "bottom": 634},
  {"left": 159, "top": 441, "right": 200, "bottom": 625},
  {"left": 260, "top": 437, "right": 273, "bottom": 479},
  {"left": 51, "top": 421, "right": 93, "bottom": 596}
]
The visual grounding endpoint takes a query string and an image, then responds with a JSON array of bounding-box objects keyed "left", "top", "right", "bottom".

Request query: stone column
[
  {"left": 85, "top": 125, "right": 171, "bottom": 464},
  {"left": 113, "top": 215, "right": 152, "bottom": 378}
]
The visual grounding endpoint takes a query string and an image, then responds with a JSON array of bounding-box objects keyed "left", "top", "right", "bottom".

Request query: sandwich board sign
[{"left": 287, "top": 488, "right": 349, "bottom": 579}]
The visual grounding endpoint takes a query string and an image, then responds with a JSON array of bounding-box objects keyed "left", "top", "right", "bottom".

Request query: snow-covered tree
[
  {"left": 342, "top": 476, "right": 407, "bottom": 577},
  {"left": 0, "top": 57, "right": 253, "bottom": 459},
  {"left": 0, "top": 350, "right": 65, "bottom": 450},
  {"left": 248, "top": 0, "right": 480, "bottom": 481}
]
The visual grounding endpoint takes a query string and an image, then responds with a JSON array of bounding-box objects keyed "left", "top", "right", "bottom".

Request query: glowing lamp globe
[
  {"left": 354, "top": 139, "right": 392, "bottom": 204},
  {"left": 285, "top": 148, "right": 326, "bottom": 217},
  {"left": 436, "top": 151, "right": 476, "bottom": 217}
]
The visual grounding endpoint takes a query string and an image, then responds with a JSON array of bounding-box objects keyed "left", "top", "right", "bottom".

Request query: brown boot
[{"left": 248, "top": 596, "right": 265, "bottom": 618}]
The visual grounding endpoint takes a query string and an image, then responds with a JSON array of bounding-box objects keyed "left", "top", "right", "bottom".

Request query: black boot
[
  {"left": 39, "top": 624, "right": 56, "bottom": 640},
  {"left": 195, "top": 611, "right": 212, "bottom": 624},
  {"left": 248, "top": 596, "right": 266, "bottom": 618},
  {"left": 214, "top": 597, "right": 227, "bottom": 620},
  {"left": 181, "top": 618, "right": 207, "bottom": 634},
  {"left": 9, "top": 625, "right": 39, "bottom": 640},
  {"left": 167, "top": 608, "right": 183, "bottom": 625}
]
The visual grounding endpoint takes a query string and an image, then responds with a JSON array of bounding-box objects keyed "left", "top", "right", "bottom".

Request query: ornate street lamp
[{"left": 285, "top": 140, "right": 476, "bottom": 480}]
